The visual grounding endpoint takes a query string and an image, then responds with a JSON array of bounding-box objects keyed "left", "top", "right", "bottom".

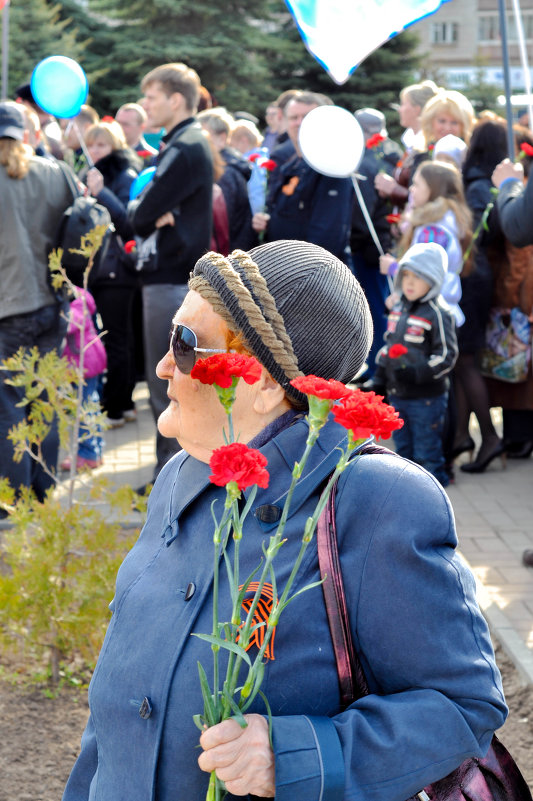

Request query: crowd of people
[
  {"left": 3, "top": 59, "right": 533, "bottom": 801},
  {"left": 1, "top": 63, "right": 533, "bottom": 496}
]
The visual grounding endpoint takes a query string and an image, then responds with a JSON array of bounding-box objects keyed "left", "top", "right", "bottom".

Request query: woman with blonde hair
[
  {"left": 421, "top": 89, "right": 475, "bottom": 148},
  {"left": 84, "top": 120, "right": 140, "bottom": 429}
]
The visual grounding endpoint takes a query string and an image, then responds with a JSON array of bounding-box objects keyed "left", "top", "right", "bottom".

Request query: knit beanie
[
  {"left": 189, "top": 240, "right": 373, "bottom": 406},
  {"left": 394, "top": 242, "right": 448, "bottom": 302}
]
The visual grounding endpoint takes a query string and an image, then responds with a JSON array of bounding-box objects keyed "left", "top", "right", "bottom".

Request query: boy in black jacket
[{"left": 368, "top": 242, "right": 458, "bottom": 486}]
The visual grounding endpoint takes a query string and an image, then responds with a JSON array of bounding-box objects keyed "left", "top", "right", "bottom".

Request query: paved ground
[{"left": 84, "top": 383, "right": 533, "bottom": 684}]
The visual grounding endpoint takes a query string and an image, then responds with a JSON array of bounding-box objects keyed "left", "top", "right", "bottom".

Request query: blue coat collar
[{"left": 166, "top": 416, "right": 351, "bottom": 535}]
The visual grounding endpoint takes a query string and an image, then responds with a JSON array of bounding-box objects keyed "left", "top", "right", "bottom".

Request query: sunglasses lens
[{"left": 170, "top": 325, "right": 197, "bottom": 374}]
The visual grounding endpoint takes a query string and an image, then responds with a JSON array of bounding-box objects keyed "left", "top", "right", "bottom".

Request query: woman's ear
[{"left": 252, "top": 370, "right": 290, "bottom": 416}]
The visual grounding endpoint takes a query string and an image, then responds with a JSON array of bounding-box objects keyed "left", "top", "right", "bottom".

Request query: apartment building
[{"left": 413, "top": 0, "right": 533, "bottom": 93}]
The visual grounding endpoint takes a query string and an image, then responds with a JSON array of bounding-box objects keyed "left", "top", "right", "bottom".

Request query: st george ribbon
[{"left": 284, "top": 0, "right": 453, "bottom": 84}]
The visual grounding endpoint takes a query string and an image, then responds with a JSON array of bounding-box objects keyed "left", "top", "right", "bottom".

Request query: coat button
[
  {"left": 255, "top": 504, "right": 282, "bottom": 523},
  {"left": 139, "top": 697, "right": 153, "bottom": 719},
  {"left": 184, "top": 582, "right": 196, "bottom": 601}
]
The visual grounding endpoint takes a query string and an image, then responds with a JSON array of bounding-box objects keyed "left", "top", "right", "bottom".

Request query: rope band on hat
[{"left": 189, "top": 251, "right": 304, "bottom": 401}]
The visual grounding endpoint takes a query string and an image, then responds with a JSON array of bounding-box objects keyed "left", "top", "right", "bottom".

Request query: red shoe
[{"left": 60, "top": 456, "right": 103, "bottom": 472}]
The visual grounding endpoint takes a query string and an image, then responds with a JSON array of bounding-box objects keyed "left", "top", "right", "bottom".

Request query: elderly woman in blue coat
[{"left": 63, "top": 240, "right": 507, "bottom": 801}]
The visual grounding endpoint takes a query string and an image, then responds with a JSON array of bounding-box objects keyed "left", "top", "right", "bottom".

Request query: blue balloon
[
  {"left": 31, "top": 56, "right": 88, "bottom": 119},
  {"left": 129, "top": 166, "right": 156, "bottom": 200}
]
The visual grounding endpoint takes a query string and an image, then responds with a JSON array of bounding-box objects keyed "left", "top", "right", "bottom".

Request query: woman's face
[
  {"left": 87, "top": 136, "right": 112, "bottom": 164},
  {"left": 410, "top": 170, "right": 431, "bottom": 208},
  {"left": 399, "top": 95, "right": 421, "bottom": 130},
  {"left": 431, "top": 112, "right": 463, "bottom": 142},
  {"left": 156, "top": 291, "right": 269, "bottom": 463}
]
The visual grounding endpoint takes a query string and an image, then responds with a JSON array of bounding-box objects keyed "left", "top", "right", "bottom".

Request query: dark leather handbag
[{"left": 317, "top": 464, "right": 532, "bottom": 801}]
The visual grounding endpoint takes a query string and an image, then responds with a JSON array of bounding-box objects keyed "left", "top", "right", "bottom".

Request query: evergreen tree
[
  {"left": 65, "top": 0, "right": 279, "bottom": 115},
  {"left": 3, "top": 0, "right": 82, "bottom": 97},
  {"left": 267, "top": 13, "right": 422, "bottom": 140},
  {"left": 3, "top": 0, "right": 422, "bottom": 127}
]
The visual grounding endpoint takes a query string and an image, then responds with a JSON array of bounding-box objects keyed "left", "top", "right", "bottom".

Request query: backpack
[{"left": 55, "top": 162, "right": 113, "bottom": 287}]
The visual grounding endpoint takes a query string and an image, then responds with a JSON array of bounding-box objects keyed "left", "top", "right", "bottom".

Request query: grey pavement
[{"left": 66, "top": 384, "right": 533, "bottom": 685}]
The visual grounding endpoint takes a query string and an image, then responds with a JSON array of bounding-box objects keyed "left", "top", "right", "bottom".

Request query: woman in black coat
[
  {"left": 455, "top": 116, "right": 508, "bottom": 472},
  {"left": 86, "top": 121, "right": 140, "bottom": 427}
]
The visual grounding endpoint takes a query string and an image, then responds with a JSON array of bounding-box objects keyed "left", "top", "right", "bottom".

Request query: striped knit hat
[{"left": 189, "top": 240, "right": 373, "bottom": 406}]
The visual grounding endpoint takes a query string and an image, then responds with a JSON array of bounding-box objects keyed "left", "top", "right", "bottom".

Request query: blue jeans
[
  {"left": 0, "top": 303, "right": 67, "bottom": 501},
  {"left": 390, "top": 393, "right": 449, "bottom": 487},
  {"left": 351, "top": 252, "right": 389, "bottom": 378},
  {"left": 78, "top": 376, "right": 104, "bottom": 461}
]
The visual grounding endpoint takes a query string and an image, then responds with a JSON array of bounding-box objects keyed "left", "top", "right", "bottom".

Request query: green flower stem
[
  {"left": 211, "top": 503, "right": 233, "bottom": 723},
  {"left": 462, "top": 201, "right": 494, "bottom": 266},
  {"left": 231, "top": 498, "right": 243, "bottom": 626}
]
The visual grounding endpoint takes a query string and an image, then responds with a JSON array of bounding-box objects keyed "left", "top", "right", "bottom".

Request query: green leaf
[
  {"left": 193, "top": 713, "right": 206, "bottom": 731},
  {"left": 275, "top": 578, "right": 325, "bottom": 617},
  {"left": 258, "top": 690, "right": 273, "bottom": 749},
  {"left": 192, "top": 634, "right": 252, "bottom": 666},
  {"left": 197, "top": 661, "right": 218, "bottom": 726},
  {"left": 222, "top": 686, "right": 248, "bottom": 728}
]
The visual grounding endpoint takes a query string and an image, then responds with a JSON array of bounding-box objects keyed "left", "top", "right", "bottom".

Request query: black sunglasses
[{"left": 168, "top": 324, "right": 226, "bottom": 374}]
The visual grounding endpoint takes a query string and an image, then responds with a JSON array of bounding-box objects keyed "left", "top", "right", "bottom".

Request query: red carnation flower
[
  {"left": 290, "top": 375, "right": 351, "bottom": 401},
  {"left": 366, "top": 133, "right": 385, "bottom": 149},
  {"left": 261, "top": 159, "right": 277, "bottom": 171},
  {"left": 101, "top": 115, "right": 115, "bottom": 123},
  {"left": 385, "top": 213, "right": 401, "bottom": 225},
  {"left": 428, "top": 143, "right": 435, "bottom": 152},
  {"left": 191, "top": 353, "right": 262, "bottom": 388},
  {"left": 137, "top": 149, "right": 153, "bottom": 159},
  {"left": 248, "top": 153, "right": 260, "bottom": 162},
  {"left": 520, "top": 142, "right": 533, "bottom": 157},
  {"left": 124, "top": 239, "right": 137, "bottom": 254},
  {"left": 388, "top": 343, "right": 408, "bottom": 359},
  {"left": 396, "top": 159, "right": 404, "bottom": 168},
  {"left": 333, "top": 388, "right": 403, "bottom": 441},
  {"left": 210, "top": 442, "right": 269, "bottom": 490}
]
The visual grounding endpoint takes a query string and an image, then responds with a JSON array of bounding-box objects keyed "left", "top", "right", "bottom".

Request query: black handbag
[{"left": 317, "top": 454, "right": 532, "bottom": 801}]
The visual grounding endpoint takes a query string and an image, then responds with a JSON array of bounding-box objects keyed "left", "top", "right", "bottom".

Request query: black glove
[{"left": 392, "top": 361, "right": 417, "bottom": 383}]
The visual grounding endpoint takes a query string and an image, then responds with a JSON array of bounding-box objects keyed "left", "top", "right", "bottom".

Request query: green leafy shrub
[{"left": 0, "top": 229, "right": 146, "bottom": 686}]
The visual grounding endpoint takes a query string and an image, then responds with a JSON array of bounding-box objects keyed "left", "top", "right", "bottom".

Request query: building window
[
  {"left": 479, "top": 13, "right": 533, "bottom": 43},
  {"left": 430, "top": 21, "right": 459, "bottom": 44}
]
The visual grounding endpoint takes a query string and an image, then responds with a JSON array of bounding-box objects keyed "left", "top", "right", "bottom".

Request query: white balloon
[{"left": 298, "top": 105, "right": 365, "bottom": 178}]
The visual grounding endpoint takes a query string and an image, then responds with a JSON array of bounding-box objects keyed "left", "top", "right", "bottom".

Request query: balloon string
[
  {"left": 351, "top": 174, "right": 394, "bottom": 293},
  {"left": 73, "top": 121, "right": 94, "bottom": 170}
]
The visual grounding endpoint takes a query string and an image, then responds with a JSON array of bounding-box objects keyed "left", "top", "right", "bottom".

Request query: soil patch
[{"left": 0, "top": 640, "right": 531, "bottom": 801}]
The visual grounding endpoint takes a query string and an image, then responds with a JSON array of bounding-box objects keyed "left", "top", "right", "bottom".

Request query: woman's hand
[
  {"left": 198, "top": 714, "right": 275, "bottom": 797},
  {"left": 374, "top": 172, "right": 396, "bottom": 197},
  {"left": 379, "top": 253, "right": 395, "bottom": 275},
  {"left": 86, "top": 167, "right": 104, "bottom": 197},
  {"left": 252, "top": 212, "right": 270, "bottom": 233}
]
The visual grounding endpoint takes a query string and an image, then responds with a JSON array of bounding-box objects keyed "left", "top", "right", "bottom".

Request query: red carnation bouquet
[{"left": 191, "top": 355, "right": 403, "bottom": 801}]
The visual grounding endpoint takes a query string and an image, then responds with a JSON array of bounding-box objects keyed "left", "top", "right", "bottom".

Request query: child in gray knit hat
[{"left": 367, "top": 242, "right": 458, "bottom": 486}]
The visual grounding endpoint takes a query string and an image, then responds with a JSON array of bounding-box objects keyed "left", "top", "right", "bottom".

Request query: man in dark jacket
[
  {"left": 252, "top": 93, "right": 353, "bottom": 260},
  {"left": 129, "top": 62, "right": 213, "bottom": 477}
]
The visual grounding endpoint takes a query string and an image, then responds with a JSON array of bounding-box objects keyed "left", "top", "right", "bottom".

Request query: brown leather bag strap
[{"left": 317, "top": 479, "right": 369, "bottom": 708}]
